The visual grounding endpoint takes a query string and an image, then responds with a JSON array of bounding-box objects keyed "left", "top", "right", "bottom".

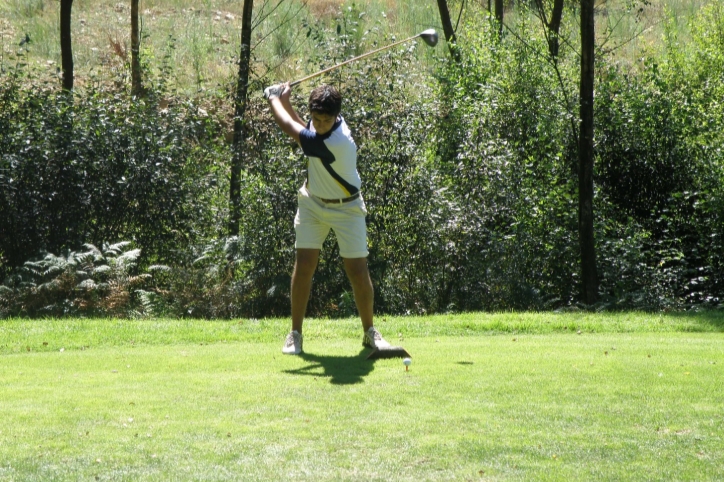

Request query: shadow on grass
[
  {"left": 283, "top": 348, "right": 374, "bottom": 385},
  {"left": 669, "top": 310, "right": 724, "bottom": 332}
]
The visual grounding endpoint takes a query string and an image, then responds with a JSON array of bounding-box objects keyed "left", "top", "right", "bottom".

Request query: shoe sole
[{"left": 363, "top": 340, "right": 390, "bottom": 349}]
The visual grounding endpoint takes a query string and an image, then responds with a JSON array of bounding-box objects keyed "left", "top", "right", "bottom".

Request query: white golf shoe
[
  {"left": 363, "top": 326, "right": 391, "bottom": 349},
  {"left": 282, "top": 330, "right": 303, "bottom": 355}
]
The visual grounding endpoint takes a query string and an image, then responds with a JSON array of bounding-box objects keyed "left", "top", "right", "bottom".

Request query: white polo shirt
[{"left": 299, "top": 117, "right": 361, "bottom": 199}]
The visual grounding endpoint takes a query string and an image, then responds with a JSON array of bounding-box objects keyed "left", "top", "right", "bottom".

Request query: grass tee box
[{"left": 1, "top": 312, "right": 723, "bottom": 481}]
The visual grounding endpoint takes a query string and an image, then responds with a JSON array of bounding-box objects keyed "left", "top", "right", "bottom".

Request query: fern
[
  {"left": 135, "top": 289, "right": 169, "bottom": 317},
  {"left": 1, "top": 241, "right": 150, "bottom": 317}
]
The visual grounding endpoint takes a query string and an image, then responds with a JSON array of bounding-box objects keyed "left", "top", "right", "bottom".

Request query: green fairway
[{"left": 1, "top": 314, "right": 723, "bottom": 481}]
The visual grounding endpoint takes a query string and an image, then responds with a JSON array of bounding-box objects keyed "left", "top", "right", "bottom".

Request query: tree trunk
[
  {"left": 578, "top": 0, "right": 598, "bottom": 304},
  {"left": 435, "top": 0, "right": 460, "bottom": 61},
  {"left": 548, "top": 0, "right": 564, "bottom": 57},
  {"left": 494, "top": 0, "right": 504, "bottom": 37},
  {"left": 436, "top": 0, "right": 456, "bottom": 44},
  {"left": 131, "top": 0, "right": 144, "bottom": 96},
  {"left": 229, "top": 0, "right": 254, "bottom": 236},
  {"left": 536, "top": 0, "right": 564, "bottom": 57},
  {"left": 60, "top": 0, "right": 73, "bottom": 90}
]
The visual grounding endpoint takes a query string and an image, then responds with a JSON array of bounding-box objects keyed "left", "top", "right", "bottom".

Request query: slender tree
[
  {"left": 435, "top": 0, "right": 460, "bottom": 61},
  {"left": 436, "top": 0, "right": 457, "bottom": 44},
  {"left": 578, "top": 0, "right": 598, "bottom": 304},
  {"left": 229, "top": 0, "right": 254, "bottom": 236},
  {"left": 131, "top": 0, "right": 144, "bottom": 96},
  {"left": 494, "top": 0, "right": 504, "bottom": 37},
  {"left": 547, "top": 0, "right": 564, "bottom": 57},
  {"left": 60, "top": 0, "right": 73, "bottom": 90},
  {"left": 534, "top": 0, "right": 565, "bottom": 57}
]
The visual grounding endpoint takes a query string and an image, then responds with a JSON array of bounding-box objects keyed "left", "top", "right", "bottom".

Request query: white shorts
[{"left": 294, "top": 185, "right": 369, "bottom": 258}]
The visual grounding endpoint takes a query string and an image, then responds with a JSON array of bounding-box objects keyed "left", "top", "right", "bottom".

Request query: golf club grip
[{"left": 290, "top": 32, "right": 422, "bottom": 87}]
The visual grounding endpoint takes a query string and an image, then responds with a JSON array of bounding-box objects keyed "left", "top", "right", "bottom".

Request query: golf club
[
  {"left": 366, "top": 345, "right": 412, "bottom": 360},
  {"left": 265, "top": 29, "right": 438, "bottom": 96}
]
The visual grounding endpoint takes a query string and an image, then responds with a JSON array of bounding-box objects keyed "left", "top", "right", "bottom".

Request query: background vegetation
[{"left": 1, "top": 0, "right": 723, "bottom": 318}]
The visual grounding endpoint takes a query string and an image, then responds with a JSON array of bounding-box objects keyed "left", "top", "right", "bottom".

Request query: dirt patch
[
  {"left": 1, "top": 18, "right": 18, "bottom": 48},
  {"left": 307, "top": 0, "right": 342, "bottom": 20}
]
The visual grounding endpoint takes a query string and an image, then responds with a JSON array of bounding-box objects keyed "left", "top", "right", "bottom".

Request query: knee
[
  {"left": 344, "top": 260, "right": 371, "bottom": 285},
  {"left": 294, "top": 256, "right": 318, "bottom": 278},
  {"left": 294, "top": 262, "right": 315, "bottom": 279}
]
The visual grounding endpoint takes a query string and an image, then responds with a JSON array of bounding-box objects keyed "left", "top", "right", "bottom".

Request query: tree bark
[
  {"left": 436, "top": 0, "right": 457, "bottom": 44},
  {"left": 131, "top": 0, "right": 144, "bottom": 96},
  {"left": 60, "top": 0, "right": 73, "bottom": 90},
  {"left": 548, "top": 0, "right": 564, "bottom": 57},
  {"left": 578, "top": 0, "right": 598, "bottom": 304},
  {"left": 229, "top": 0, "right": 254, "bottom": 236},
  {"left": 435, "top": 0, "right": 460, "bottom": 61},
  {"left": 494, "top": 0, "right": 504, "bottom": 37},
  {"left": 535, "top": 0, "right": 565, "bottom": 57}
]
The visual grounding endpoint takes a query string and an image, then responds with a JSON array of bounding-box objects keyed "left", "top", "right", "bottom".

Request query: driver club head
[{"left": 418, "top": 29, "right": 439, "bottom": 47}]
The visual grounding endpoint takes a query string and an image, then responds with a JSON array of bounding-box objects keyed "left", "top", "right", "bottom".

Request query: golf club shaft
[{"left": 290, "top": 32, "right": 424, "bottom": 87}]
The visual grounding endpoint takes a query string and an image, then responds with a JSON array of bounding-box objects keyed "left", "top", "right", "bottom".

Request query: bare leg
[
  {"left": 291, "top": 248, "right": 319, "bottom": 333},
  {"left": 343, "top": 257, "right": 374, "bottom": 331}
]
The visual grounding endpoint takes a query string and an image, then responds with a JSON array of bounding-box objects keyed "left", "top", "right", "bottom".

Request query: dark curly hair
[{"left": 308, "top": 84, "right": 342, "bottom": 116}]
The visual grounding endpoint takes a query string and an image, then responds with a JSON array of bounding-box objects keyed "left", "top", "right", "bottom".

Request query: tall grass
[
  {"left": 593, "top": 0, "right": 711, "bottom": 61},
  {"left": 1, "top": 0, "right": 46, "bottom": 18},
  {"left": 2, "top": 0, "right": 707, "bottom": 92},
  {"left": 0, "top": 0, "right": 439, "bottom": 117}
]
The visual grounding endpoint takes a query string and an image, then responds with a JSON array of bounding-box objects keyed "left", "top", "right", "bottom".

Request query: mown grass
[
  {"left": 2, "top": 312, "right": 723, "bottom": 481},
  {"left": 2, "top": 311, "right": 724, "bottom": 355}
]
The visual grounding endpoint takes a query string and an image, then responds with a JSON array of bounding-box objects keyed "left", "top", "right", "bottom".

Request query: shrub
[
  {"left": 594, "top": 4, "right": 724, "bottom": 309},
  {"left": 0, "top": 242, "right": 148, "bottom": 317},
  {"left": 433, "top": 11, "right": 580, "bottom": 310},
  {"left": 0, "top": 67, "right": 227, "bottom": 280}
]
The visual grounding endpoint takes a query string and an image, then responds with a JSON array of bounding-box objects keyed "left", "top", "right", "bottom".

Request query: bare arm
[
  {"left": 281, "top": 89, "right": 305, "bottom": 126},
  {"left": 267, "top": 82, "right": 306, "bottom": 143}
]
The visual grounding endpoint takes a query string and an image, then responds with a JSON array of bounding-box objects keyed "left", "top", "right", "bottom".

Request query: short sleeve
[{"left": 299, "top": 129, "right": 334, "bottom": 162}]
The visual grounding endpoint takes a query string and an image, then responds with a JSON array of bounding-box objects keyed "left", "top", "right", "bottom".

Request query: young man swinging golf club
[{"left": 264, "top": 81, "right": 391, "bottom": 355}]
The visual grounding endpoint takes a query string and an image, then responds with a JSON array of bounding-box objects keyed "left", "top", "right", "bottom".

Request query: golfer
[{"left": 265, "top": 82, "right": 391, "bottom": 355}]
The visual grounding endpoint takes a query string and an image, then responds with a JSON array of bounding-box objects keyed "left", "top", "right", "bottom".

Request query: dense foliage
[
  {"left": 1, "top": 4, "right": 723, "bottom": 318},
  {"left": 0, "top": 69, "right": 226, "bottom": 274}
]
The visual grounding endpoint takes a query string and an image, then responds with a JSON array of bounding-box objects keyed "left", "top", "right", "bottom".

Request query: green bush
[
  {"left": 594, "top": 3, "right": 724, "bottom": 308},
  {"left": 433, "top": 12, "right": 581, "bottom": 310},
  {"left": 3, "top": 4, "right": 724, "bottom": 318},
  {"left": 0, "top": 68, "right": 227, "bottom": 280}
]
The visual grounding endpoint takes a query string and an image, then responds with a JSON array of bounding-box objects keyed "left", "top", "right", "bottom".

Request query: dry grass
[{"left": 0, "top": 0, "right": 710, "bottom": 92}]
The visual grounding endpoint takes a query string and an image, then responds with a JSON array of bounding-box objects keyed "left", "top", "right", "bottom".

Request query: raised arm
[
  {"left": 280, "top": 84, "right": 305, "bottom": 127},
  {"left": 266, "top": 82, "right": 306, "bottom": 144}
]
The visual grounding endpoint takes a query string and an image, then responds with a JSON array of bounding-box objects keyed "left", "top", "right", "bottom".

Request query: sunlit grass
[
  {"left": 1, "top": 313, "right": 723, "bottom": 480},
  {"left": 0, "top": 0, "right": 710, "bottom": 92},
  {"left": 0, "top": 0, "right": 443, "bottom": 91},
  {"left": 2, "top": 311, "right": 724, "bottom": 355}
]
